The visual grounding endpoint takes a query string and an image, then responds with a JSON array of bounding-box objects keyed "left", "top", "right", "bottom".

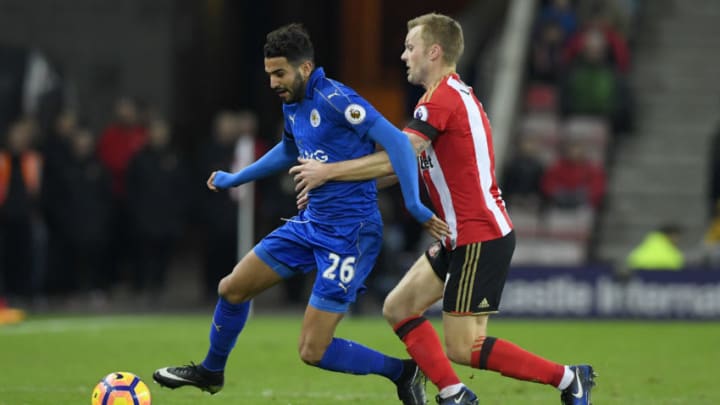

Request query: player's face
[
  {"left": 401, "top": 26, "right": 429, "bottom": 85},
  {"left": 265, "top": 57, "right": 307, "bottom": 104}
]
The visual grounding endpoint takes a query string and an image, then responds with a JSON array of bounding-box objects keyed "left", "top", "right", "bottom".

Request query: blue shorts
[{"left": 254, "top": 211, "right": 383, "bottom": 313}]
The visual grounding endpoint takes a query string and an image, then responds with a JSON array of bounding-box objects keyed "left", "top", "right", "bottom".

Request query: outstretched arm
[{"left": 208, "top": 137, "right": 297, "bottom": 190}]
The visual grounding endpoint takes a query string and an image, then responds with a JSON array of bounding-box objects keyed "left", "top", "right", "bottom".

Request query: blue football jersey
[{"left": 282, "top": 67, "right": 383, "bottom": 225}]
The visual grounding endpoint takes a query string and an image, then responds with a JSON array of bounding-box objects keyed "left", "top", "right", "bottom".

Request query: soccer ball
[{"left": 91, "top": 372, "right": 151, "bottom": 405}]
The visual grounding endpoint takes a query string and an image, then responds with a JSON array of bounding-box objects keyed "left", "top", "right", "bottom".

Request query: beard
[{"left": 282, "top": 73, "right": 306, "bottom": 104}]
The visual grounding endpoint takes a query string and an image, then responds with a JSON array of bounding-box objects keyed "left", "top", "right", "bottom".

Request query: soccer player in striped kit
[{"left": 291, "top": 13, "right": 596, "bottom": 405}]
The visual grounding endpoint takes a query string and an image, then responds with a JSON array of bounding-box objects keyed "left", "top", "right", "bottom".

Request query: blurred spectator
[
  {"left": 541, "top": 140, "right": 606, "bottom": 210},
  {"left": 576, "top": 0, "right": 639, "bottom": 41},
  {"left": 96, "top": 97, "right": 148, "bottom": 280},
  {"left": 0, "top": 118, "right": 42, "bottom": 298},
  {"left": 43, "top": 109, "right": 77, "bottom": 173},
  {"left": 563, "top": 9, "right": 631, "bottom": 73},
  {"left": 559, "top": 29, "right": 633, "bottom": 132},
  {"left": 709, "top": 123, "right": 720, "bottom": 217},
  {"left": 528, "top": 20, "right": 567, "bottom": 84},
  {"left": 626, "top": 224, "right": 685, "bottom": 271},
  {"left": 196, "top": 112, "right": 242, "bottom": 298},
  {"left": 502, "top": 136, "right": 545, "bottom": 209},
  {"left": 43, "top": 129, "right": 112, "bottom": 298},
  {"left": 97, "top": 97, "right": 148, "bottom": 197},
  {"left": 42, "top": 110, "right": 78, "bottom": 271},
  {"left": 127, "top": 119, "right": 188, "bottom": 294},
  {"left": 537, "top": 0, "right": 577, "bottom": 39},
  {"left": 196, "top": 110, "right": 270, "bottom": 300}
]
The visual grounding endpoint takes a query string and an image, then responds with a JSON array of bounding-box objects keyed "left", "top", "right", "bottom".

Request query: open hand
[
  {"left": 423, "top": 214, "right": 450, "bottom": 240},
  {"left": 289, "top": 158, "right": 330, "bottom": 202}
]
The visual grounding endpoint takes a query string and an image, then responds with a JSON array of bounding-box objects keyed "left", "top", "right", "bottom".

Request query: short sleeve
[{"left": 404, "top": 100, "right": 453, "bottom": 141}]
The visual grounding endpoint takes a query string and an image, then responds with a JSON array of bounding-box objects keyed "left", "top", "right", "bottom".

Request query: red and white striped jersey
[{"left": 404, "top": 73, "right": 513, "bottom": 249}]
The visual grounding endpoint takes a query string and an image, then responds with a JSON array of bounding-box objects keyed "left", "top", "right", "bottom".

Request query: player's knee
[
  {"left": 445, "top": 340, "right": 472, "bottom": 365},
  {"left": 297, "top": 340, "right": 326, "bottom": 365},
  {"left": 382, "top": 293, "right": 405, "bottom": 325},
  {"left": 217, "top": 277, "right": 249, "bottom": 304}
]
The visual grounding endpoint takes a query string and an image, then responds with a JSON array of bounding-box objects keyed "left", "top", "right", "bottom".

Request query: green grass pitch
[{"left": 1, "top": 314, "right": 719, "bottom": 404}]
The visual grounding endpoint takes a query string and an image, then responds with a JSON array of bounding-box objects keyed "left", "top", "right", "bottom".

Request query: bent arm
[
  {"left": 323, "top": 131, "right": 429, "bottom": 182},
  {"left": 376, "top": 175, "right": 399, "bottom": 190},
  {"left": 289, "top": 124, "right": 429, "bottom": 200},
  {"left": 324, "top": 150, "right": 392, "bottom": 181},
  {"left": 213, "top": 137, "right": 297, "bottom": 188}
]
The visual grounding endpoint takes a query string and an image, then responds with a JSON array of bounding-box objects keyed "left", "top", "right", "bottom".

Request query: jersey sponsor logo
[
  {"left": 478, "top": 298, "right": 490, "bottom": 309},
  {"left": 413, "top": 105, "right": 429, "bottom": 121},
  {"left": 418, "top": 153, "right": 434, "bottom": 170},
  {"left": 288, "top": 114, "right": 296, "bottom": 125},
  {"left": 310, "top": 109, "right": 321, "bottom": 127},
  {"left": 300, "top": 149, "right": 329, "bottom": 162},
  {"left": 344, "top": 104, "right": 366, "bottom": 125}
]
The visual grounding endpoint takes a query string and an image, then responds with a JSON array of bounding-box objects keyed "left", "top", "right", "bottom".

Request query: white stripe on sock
[
  {"left": 439, "top": 383, "right": 465, "bottom": 399},
  {"left": 557, "top": 366, "right": 575, "bottom": 390}
]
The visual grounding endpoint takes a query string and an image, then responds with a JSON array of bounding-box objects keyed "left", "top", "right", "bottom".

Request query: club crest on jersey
[
  {"left": 310, "top": 109, "right": 321, "bottom": 127},
  {"left": 344, "top": 104, "right": 366, "bottom": 125},
  {"left": 413, "top": 105, "right": 428, "bottom": 121}
]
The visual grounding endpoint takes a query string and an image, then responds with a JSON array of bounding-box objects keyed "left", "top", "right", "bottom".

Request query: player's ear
[
  {"left": 299, "top": 60, "right": 314, "bottom": 80},
  {"left": 428, "top": 44, "right": 442, "bottom": 62}
]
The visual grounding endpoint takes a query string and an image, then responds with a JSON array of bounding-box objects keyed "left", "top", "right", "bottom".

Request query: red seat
[{"left": 525, "top": 84, "right": 558, "bottom": 113}]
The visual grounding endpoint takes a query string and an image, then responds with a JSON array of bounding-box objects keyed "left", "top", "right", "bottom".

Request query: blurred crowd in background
[
  {"left": 502, "top": 0, "right": 636, "bottom": 264},
  {"left": 0, "top": 98, "right": 307, "bottom": 308},
  {"left": 1, "top": 0, "right": 719, "bottom": 317}
]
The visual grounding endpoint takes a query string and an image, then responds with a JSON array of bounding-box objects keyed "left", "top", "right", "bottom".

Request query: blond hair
[{"left": 408, "top": 13, "right": 464, "bottom": 65}]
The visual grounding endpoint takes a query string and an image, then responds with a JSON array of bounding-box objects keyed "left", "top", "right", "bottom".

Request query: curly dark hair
[{"left": 263, "top": 23, "right": 314, "bottom": 65}]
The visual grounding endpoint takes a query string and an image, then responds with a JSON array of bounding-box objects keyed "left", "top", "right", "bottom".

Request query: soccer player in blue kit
[{"left": 153, "top": 23, "right": 449, "bottom": 404}]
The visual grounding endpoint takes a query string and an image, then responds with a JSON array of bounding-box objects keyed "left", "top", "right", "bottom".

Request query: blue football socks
[
  {"left": 200, "top": 300, "right": 405, "bottom": 381},
  {"left": 317, "top": 337, "right": 404, "bottom": 381},
  {"left": 201, "top": 298, "right": 251, "bottom": 372}
]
